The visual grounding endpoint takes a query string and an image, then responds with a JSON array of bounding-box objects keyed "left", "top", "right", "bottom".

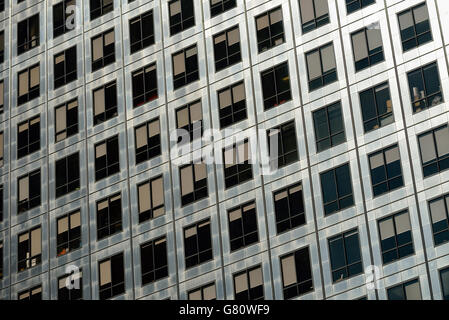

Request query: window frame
[
  {"left": 227, "top": 201, "right": 259, "bottom": 252},
  {"left": 407, "top": 62, "right": 443, "bottom": 113},
  {"left": 179, "top": 163, "right": 208, "bottom": 206},
  {"left": 91, "top": 29, "right": 115, "bottom": 72},
  {"left": 273, "top": 183, "right": 305, "bottom": 235},
  {"left": 17, "top": 14, "right": 40, "bottom": 55},
  {"left": 213, "top": 25, "right": 241, "bottom": 72},
  {"left": 312, "top": 101, "right": 346, "bottom": 153},
  {"left": 98, "top": 252, "right": 125, "bottom": 300},
  {"left": 56, "top": 209, "right": 82, "bottom": 257},
  {"left": 94, "top": 135, "right": 120, "bottom": 181},
  {"left": 137, "top": 175, "right": 165, "bottom": 223},
  {"left": 129, "top": 10, "right": 155, "bottom": 54},
  {"left": 134, "top": 117, "right": 161, "bottom": 165},
  {"left": 54, "top": 46, "right": 77, "bottom": 89},
  {"left": 299, "top": 0, "right": 330, "bottom": 34},
  {"left": 140, "top": 236, "right": 168, "bottom": 285},
  {"left": 327, "top": 229, "right": 363, "bottom": 283},
  {"left": 368, "top": 144, "right": 404, "bottom": 198},
  {"left": 168, "top": 0, "right": 195, "bottom": 36},
  {"left": 183, "top": 219, "right": 213, "bottom": 269},
  {"left": 260, "top": 61, "right": 292, "bottom": 110},
  {"left": 131, "top": 63, "right": 158, "bottom": 108},
  {"left": 359, "top": 81, "right": 394, "bottom": 133},
  {"left": 172, "top": 45, "right": 199, "bottom": 90},
  {"left": 96, "top": 193, "right": 122, "bottom": 240},
  {"left": 255, "top": 6, "right": 285, "bottom": 53},
  {"left": 397, "top": 2, "right": 432, "bottom": 52},
  {"left": 350, "top": 25, "right": 384, "bottom": 72},
  {"left": 55, "top": 152, "right": 80, "bottom": 198},
  {"left": 233, "top": 265, "right": 264, "bottom": 300},
  {"left": 55, "top": 99, "right": 78, "bottom": 142},
  {"left": 17, "top": 63, "right": 40, "bottom": 106},
  {"left": 417, "top": 125, "right": 449, "bottom": 178},
  {"left": 222, "top": 139, "right": 253, "bottom": 189},
  {"left": 280, "top": 246, "right": 314, "bottom": 299},
  {"left": 17, "top": 226, "right": 42, "bottom": 272},
  {"left": 305, "top": 42, "right": 337, "bottom": 91},
  {"left": 17, "top": 169, "right": 41, "bottom": 214}
]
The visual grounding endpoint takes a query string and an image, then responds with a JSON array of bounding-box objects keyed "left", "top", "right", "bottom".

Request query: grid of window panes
[{"left": 2, "top": 0, "right": 449, "bottom": 301}]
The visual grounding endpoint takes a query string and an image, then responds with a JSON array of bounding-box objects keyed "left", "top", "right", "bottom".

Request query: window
[
  {"left": 173, "top": 45, "right": 199, "bottom": 90},
  {"left": 0, "top": 0, "right": 3, "bottom": 12},
  {"left": 180, "top": 163, "right": 208, "bottom": 206},
  {"left": 312, "top": 101, "right": 345, "bottom": 152},
  {"left": 132, "top": 63, "right": 158, "bottom": 108},
  {"left": 428, "top": 194, "right": 449, "bottom": 246},
  {"left": 223, "top": 139, "right": 252, "bottom": 189},
  {"left": 54, "top": 46, "right": 77, "bottom": 89},
  {"left": 228, "top": 201, "right": 258, "bottom": 252},
  {"left": 18, "top": 64, "right": 40, "bottom": 105},
  {"left": 274, "top": 183, "right": 305, "bottom": 234},
  {"left": 135, "top": 118, "right": 161, "bottom": 164},
  {"left": 92, "top": 29, "right": 115, "bottom": 72},
  {"left": 351, "top": 24, "right": 384, "bottom": 71},
  {"left": 0, "top": 80, "right": 4, "bottom": 113},
  {"left": 440, "top": 267, "right": 449, "bottom": 300},
  {"left": 188, "top": 282, "right": 216, "bottom": 300},
  {"left": 346, "top": 0, "right": 375, "bottom": 14},
  {"left": 418, "top": 125, "right": 449, "bottom": 178},
  {"left": 398, "top": 3, "right": 432, "bottom": 52},
  {"left": 0, "top": 241, "right": 3, "bottom": 279},
  {"left": 176, "top": 100, "right": 202, "bottom": 145},
  {"left": 0, "top": 132, "right": 3, "bottom": 167},
  {"left": 55, "top": 152, "right": 80, "bottom": 198},
  {"left": 96, "top": 193, "right": 122, "bottom": 240},
  {"left": 210, "top": 0, "right": 235, "bottom": 17},
  {"left": 378, "top": 210, "right": 414, "bottom": 264},
  {"left": 213, "top": 26, "right": 241, "bottom": 72},
  {"left": 387, "top": 279, "right": 422, "bottom": 300},
  {"left": 18, "top": 285, "right": 42, "bottom": 300},
  {"left": 261, "top": 62, "right": 292, "bottom": 110},
  {"left": 129, "top": 10, "right": 154, "bottom": 54},
  {"left": 268, "top": 120, "right": 298, "bottom": 169},
  {"left": 218, "top": 81, "right": 246, "bottom": 128},
  {"left": 53, "top": 0, "right": 76, "bottom": 38},
  {"left": 233, "top": 266, "right": 264, "bottom": 300},
  {"left": 328, "top": 229, "right": 363, "bottom": 283},
  {"left": 306, "top": 43, "right": 337, "bottom": 91},
  {"left": 137, "top": 175, "right": 164, "bottom": 223},
  {"left": 0, "top": 31, "right": 4, "bottom": 63},
  {"left": 18, "top": 170, "right": 41, "bottom": 214},
  {"left": 91, "top": 29, "right": 115, "bottom": 71},
  {"left": 55, "top": 99, "right": 78, "bottom": 142},
  {"left": 58, "top": 269, "right": 83, "bottom": 300},
  {"left": 184, "top": 219, "right": 212, "bottom": 269},
  {"left": 93, "top": 81, "right": 117, "bottom": 125},
  {"left": 17, "top": 116, "right": 40, "bottom": 159},
  {"left": 359, "top": 82, "right": 393, "bottom": 133},
  {"left": 299, "top": 0, "right": 330, "bottom": 33},
  {"left": 320, "top": 163, "right": 354, "bottom": 216},
  {"left": 18, "top": 226, "right": 42, "bottom": 272},
  {"left": 94, "top": 135, "right": 120, "bottom": 181},
  {"left": 369, "top": 145, "right": 404, "bottom": 197},
  {"left": 17, "top": 14, "right": 39, "bottom": 55},
  {"left": 256, "top": 7, "right": 284, "bottom": 53},
  {"left": 99, "top": 253, "right": 124, "bottom": 300},
  {"left": 169, "top": 0, "right": 194, "bottom": 35},
  {"left": 56, "top": 210, "right": 81, "bottom": 257},
  {"left": 90, "top": 0, "right": 113, "bottom": 20},
  {"left": 408, "top": 62, "right": 443, "bottom": 113},
  {"left": 140, "top": 237, "right": 168, "bottom": 285},
  {"left": 280, "top": 247, "right": 313, "bottom": 299}
]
